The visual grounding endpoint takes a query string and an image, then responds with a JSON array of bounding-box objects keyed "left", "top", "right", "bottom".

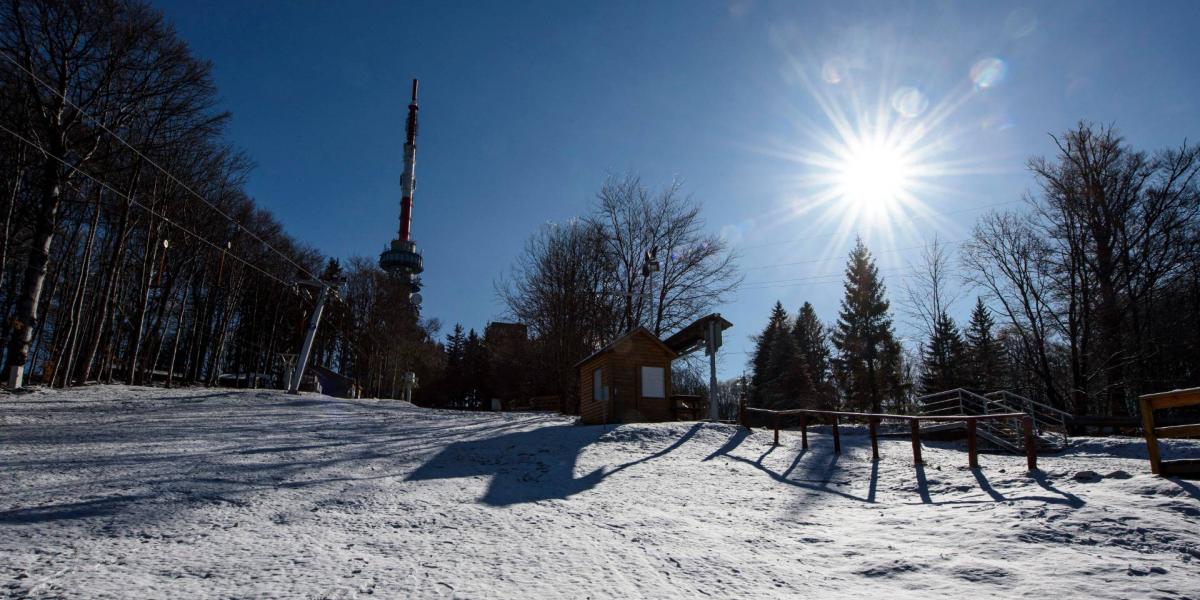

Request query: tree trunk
[{"left": 5, "top": 154, "right": 63, "bottom": 387}]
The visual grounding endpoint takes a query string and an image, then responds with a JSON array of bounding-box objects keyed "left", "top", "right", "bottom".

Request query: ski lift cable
[
  {"left": 0, "top": 51, "right": 322, "bottom": 283},
  {"left": 0, "top": 123, "right": 295, "bottom": 288}
]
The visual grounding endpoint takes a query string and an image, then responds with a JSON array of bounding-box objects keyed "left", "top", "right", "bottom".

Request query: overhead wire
[
  {"left": 0, "top": 122, "right": 294, "bottom": 288},
  {"left": 0, "top": 50, "right": 322, "bottom": 283}
]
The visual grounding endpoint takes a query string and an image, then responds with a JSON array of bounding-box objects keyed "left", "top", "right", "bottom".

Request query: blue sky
[{"left": 155, "top": 0, "right": 1200, "bottom": 378}]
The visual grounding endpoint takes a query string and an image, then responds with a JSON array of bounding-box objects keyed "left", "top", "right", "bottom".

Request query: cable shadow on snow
[{"left": 406, "top": 423, "right": 704, "bottom": 507}]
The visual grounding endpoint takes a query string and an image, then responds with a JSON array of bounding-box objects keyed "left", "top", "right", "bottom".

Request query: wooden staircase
[{"left": 916, "top": 388, "right": 1069, "bottom": 453}]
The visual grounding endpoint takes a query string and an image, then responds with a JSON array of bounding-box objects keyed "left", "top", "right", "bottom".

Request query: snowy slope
[{"left": 2, "top": 386, "right": 1198, "bottom": 599}]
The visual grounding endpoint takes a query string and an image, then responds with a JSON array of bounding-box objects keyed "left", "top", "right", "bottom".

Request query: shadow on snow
[{"left": 407, "top": 423, "right": 704, "bottom": 506}]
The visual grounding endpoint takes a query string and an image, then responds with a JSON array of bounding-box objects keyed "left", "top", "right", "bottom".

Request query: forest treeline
[
  {"left": 0, "top": 0, "right": 441, "bottom": 396},
  {"left": 426, "top": 174, "right": 742, "bottom": 412},
  {"left": 748, "top": 124, "right": 1200, "bottom": 418}
]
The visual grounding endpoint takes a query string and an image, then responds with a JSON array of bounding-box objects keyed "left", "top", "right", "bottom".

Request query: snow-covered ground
[{"left": 2, "top": 386, "right": 1198, "bottom": 599}]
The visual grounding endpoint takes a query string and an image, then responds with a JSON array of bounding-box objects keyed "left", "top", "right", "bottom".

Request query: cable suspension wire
[
  {"left": 0, "top": 122, "right": 295, "bottom": 288},
  {"left": 0, "top": 50, "right": 321, "bottom": 282}
]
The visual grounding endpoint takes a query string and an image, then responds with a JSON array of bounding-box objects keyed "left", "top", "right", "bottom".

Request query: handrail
[
  {"left": 744, "top": 407, "right": 1029, "bottom": 423},
  {"left": 1138, "top": 387, "right": 1200, "bottom": 477},
  {"left": 916, "top": 388, "right": 1069, "bottom": 451},
  {"left": 741, "top": 406, "right": 1037, "bottom": 472}
]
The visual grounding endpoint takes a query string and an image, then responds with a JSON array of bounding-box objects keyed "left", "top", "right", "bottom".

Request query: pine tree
[
  {"left": 964, "top": 297, "right": 1006, "bottom": 392},
  {"left": 764, "top": 328, "right": 808, "bottom": 409},
  {"left": 462, "top": 328, "right": 489, "bottom": 409},
  {"left": 919, "top": 310, "right": 966, "bottom": 394},
  {"left": 444, "top": 324, "right": 466, "bottom": 406},
  {"left": 749, "top": 301, "right": 789, "bottom": 406},
  {"left": 792, "top": 302, "right": 835, "bottom": 409},
  {"left": 831, "top": 239, "right": 899, "bottom": 412}
]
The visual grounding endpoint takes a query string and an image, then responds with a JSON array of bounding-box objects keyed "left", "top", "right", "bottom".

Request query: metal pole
[
  {"left": 707, "top": 321, "right": 719, "bottom": 421},
  {"left": 288, "top": 283, "right": 330, "bottom": 394}
]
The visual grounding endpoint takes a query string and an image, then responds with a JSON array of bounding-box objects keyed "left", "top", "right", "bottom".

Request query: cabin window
[
  {"left": 640, "top": 366, "right": 665, "bottom": 398},
  {"left": 593, "top": 368, "right": 604, "bottom": 401}
]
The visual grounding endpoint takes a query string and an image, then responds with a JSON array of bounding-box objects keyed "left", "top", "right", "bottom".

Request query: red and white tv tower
[{"left": 379, "top": 79, "right": 425, "bottom": 305}]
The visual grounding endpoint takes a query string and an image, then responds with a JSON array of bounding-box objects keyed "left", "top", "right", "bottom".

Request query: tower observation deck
[{"left": 379, "top": 79, "right": 425, "bottom": 301}]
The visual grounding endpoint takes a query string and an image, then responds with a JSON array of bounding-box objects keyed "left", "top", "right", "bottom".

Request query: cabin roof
[{"left": 574, "top": 327, "right": 678, "bottom": 369}]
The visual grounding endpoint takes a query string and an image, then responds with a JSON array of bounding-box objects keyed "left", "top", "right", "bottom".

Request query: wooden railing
[
  {"left": 1139, "top": 387, "right": 1200, "bottom": 477},
  {"left": 671, "top": 395, "right": 704, "bottom": 421},
  {"left": 742, "top": 406, "right": 1038, "bottom": 472}
]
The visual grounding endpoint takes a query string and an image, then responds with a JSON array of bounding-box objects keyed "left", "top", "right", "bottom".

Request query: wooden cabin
[{"left": 576, "top": 327, "right": 677, "bottom": 424}]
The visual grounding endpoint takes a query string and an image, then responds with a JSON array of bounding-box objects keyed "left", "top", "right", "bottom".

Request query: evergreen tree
[
  {"left": 964, "top": 297, "right": 1007, "bottom": 392},
  {"left": 749, "top": 301, "right": 789, "bottom": 406},
  {"left": 764, "top": 327, "right": 808, "bottom": 409},
  {"left": 919, "top": 310, "right": 966, "bottom": 394},
  {"left": 792, "top": 302, "right": 835, "bottom": 409},
  {"left": 462, "top": 329, "right": 490, "bottom": 409},
  {"left": 831, "top": 239, "right": 900, "bottom": 412},
  {"left": 444, "top": 324, "right": 466, "bottom": 406},
  {"left": 881, "top": 338, "right": 913, "bottom": 413}
]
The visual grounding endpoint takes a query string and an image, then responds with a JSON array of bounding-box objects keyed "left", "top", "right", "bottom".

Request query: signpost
[{"left": 705, "top": 317, "right": 723, "bottom": 421}]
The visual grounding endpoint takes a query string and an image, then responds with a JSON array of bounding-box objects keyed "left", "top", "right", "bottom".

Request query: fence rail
[
  {"left": 741, "top": 406, "right": 1038, "bottom": 472},
  {"left": 1139, "top": 387, "right": 1200, "bottom": 477}
]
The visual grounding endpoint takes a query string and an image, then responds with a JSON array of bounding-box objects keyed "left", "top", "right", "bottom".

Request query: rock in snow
[{"left": 2, "top": 386, "right": 1199, "bottom": 598}]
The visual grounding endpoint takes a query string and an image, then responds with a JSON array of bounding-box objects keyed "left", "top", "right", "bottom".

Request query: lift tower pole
[{"left": 288, "top": 279, "right": 340, "bottom": 394}]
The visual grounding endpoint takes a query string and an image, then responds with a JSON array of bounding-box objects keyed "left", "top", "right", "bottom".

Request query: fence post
[
  {"left": 1023, "top": 415, "right": 1038, "bottom": 472},
  {"left": 738, "top": 396, "right": 746, "bottom": 428},
  {"left": 966, "top": 419, "right": 979, "bottom": 469},
  {"left": 800, "top": 413, "right": 809, "bottom": 450},
  {"left": 869, "top": 417, "right": 879, "bottom": 461},
  {"left": 910, "top": 418, "right": 922, "bottom": 465},
  {"left": 832, "top": 416, "right": 841, "bottom": 453},
  {"left": 773, "top": 413, "right": 780, "bottom": 446},
  {"left": 1138, "top": 397, "right": 1161, "bottom": 475}
]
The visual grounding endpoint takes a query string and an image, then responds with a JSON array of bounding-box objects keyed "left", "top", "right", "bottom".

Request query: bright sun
[{"left": 833, "top": 140, "right": 913, "bottom": 218}]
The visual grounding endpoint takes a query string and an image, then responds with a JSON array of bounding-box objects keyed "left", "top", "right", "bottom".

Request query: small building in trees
[{"left": 576, "top": 328, "right": 678, "bottom": 424}]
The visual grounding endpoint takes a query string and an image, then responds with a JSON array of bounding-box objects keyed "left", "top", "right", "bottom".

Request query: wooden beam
[
  {"left": 800, "top": 414, "right": 808, "bottom": 450},
  {"left": 910, "top": 419, "right": 922, "bottom": 465},
  {"left": 868, "top": 417, "right": 879, "bottom": 462},
  {"left": 1140, "top": 396, "right": 1162, "bottom": 475},
  {"left": 1140, "top": 388, "right": 1200, "bottom": 410},
  {"left": 1160, "top": 459, "right": 1200, "bottom": 478},
  {"left": 967, "top": 420, "right": 979, "bottom": 469},
  {"left": 1022, "top": 416, "right": 1037, "bottom": 472},
  {"left": 1154, "top": 424, "right": 1200, "bottom": 439}
]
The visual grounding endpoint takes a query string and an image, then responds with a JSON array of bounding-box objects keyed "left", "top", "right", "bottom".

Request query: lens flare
[
  {"left": 822, "top": 58, "right": 849, "bottom": 84},
  {"left": 970, "top": 58, "right": 1007, "bottom": 89},
  {"left": 890, "top": 86, "right": 929, "bottom": 118}
]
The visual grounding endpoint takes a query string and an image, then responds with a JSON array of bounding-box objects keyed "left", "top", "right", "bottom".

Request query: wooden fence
[
  {"left": 1139, "top": 387, "right": 1200, "bottom": 477},
  {"left": 741, "top": 405, "right": 1037, "bottom": 472}
]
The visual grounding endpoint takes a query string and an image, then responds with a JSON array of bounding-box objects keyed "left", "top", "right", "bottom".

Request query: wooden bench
[{"left": 1139, "top": 388, "right": 1200, "bottom": 477}]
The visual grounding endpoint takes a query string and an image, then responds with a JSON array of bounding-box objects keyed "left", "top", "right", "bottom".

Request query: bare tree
[
  {"left": 588, "top": 173, "right": 741, "bottom": 337},
  {"left": 962, "top": 211, "right": 1065, "bottom": 409},
  {"left": 901, "top": 235, "right": 960, "bottom": 343}
]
